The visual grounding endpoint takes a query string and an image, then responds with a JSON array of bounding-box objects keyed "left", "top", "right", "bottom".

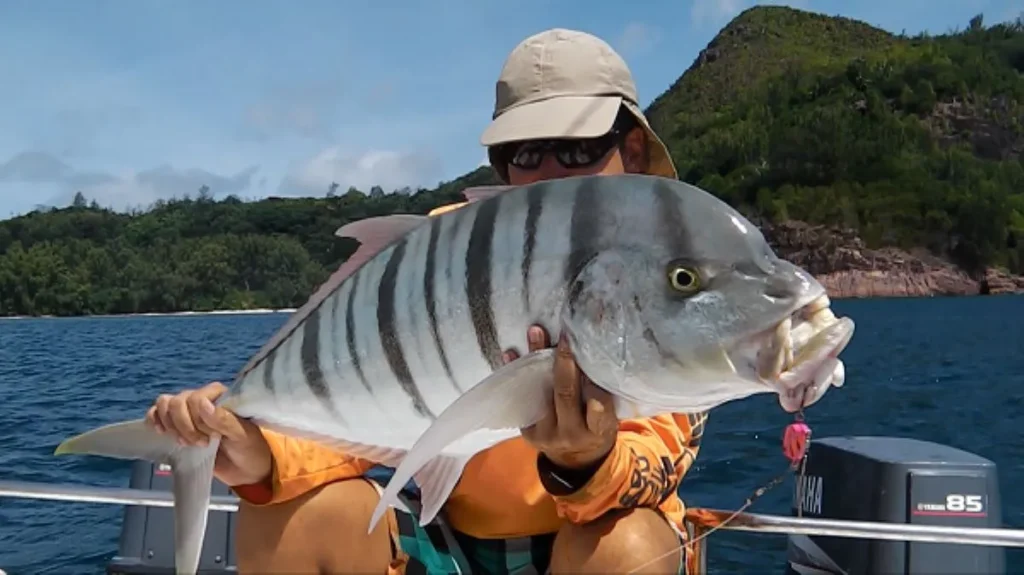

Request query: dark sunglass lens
[
  {"left": 506, "top": 132, "right": 620, "bottom": 170},
  {"left": 509, "top": 142, "right": 547, "bottom": 169},
  {"left": 559, "top": 137, "right": 615, "bottom": 168},
  {"left": 556, "top": 145, "right": 591, "bottom": 167},
  {"left": 511, "top": 148, "right": 540, "bottom": 169}
]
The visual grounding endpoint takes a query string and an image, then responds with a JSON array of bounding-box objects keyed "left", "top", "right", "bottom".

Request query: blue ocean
[{"left": 1, "top": 296, "right": 1022, "bottom": 574}]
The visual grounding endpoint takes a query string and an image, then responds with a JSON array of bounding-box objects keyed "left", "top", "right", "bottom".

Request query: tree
[
  {"left": 197, "top": 185, "right": 213, "bottom": 202},
  {"left": 3, "top": 6, "right": 1023, "bottom": 317}
]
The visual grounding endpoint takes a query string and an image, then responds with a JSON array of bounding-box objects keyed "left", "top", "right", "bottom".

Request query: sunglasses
[{"left": 495, "top": 125, "right": 628, "bottom": 171}]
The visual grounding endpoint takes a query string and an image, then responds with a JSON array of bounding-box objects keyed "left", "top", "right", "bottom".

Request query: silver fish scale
[{"left": 228, "top": 175, "right": 693, "bottom": 435}]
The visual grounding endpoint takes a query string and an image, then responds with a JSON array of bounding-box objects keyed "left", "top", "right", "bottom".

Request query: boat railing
[{"left": 3, "top": 479, "right": 1024, "bottom": 574}]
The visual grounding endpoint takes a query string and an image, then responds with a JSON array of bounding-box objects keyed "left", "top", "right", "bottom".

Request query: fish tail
[{"left": 54, "top": 419, "right": 218, "bottom": 575}]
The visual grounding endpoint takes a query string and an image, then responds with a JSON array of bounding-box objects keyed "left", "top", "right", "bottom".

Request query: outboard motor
[
  {"left": 106, "top": 461, "right": 237, "bottom": 575},
  {"left": 785, "top": 436, "right": 1004, "bottom": 575}
]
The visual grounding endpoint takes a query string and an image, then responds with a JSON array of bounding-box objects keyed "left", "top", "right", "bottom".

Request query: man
[{"left": 147, "top": 28, "right": 707, "bottom": 574}]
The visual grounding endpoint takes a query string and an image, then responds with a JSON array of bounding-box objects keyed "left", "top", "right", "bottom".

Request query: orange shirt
[
  {"left": 233, "top": 414, "right": 707, "bottom": 539},
  {"left": 231, "top": 200, "right": 709, "bottom": 539}
]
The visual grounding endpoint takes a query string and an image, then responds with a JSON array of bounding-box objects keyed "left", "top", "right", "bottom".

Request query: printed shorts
[{"left": 363, "top": 465, "right": 689, "bottom": 575}]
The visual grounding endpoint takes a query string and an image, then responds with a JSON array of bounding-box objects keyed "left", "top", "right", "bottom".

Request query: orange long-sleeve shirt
[
  {"left": 233, "top": 413, "right": 707, "bottom": 539},
  {"left": 231, "top": 200, "right": 709, "bottom": 539}
]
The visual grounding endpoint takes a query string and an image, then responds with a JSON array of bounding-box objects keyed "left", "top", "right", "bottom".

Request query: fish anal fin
[{"left": 368, "top": 349, "right": 557, "bottom": 531}]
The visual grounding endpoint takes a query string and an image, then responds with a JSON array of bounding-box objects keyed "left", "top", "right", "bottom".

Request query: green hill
[
  {"left": 645, "top": 6, "right": 1023, "bottom": 270},
  {"left": 1, "top": 6, "right": 1022, "bottom": 316}
]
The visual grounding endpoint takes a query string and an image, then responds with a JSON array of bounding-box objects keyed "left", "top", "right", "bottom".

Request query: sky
[{"left": 0, "top": 0, "right": 1020, "bottom": 218}]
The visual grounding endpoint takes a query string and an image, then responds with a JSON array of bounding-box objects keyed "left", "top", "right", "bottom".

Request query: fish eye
[{"left": 668, "top": 266, "right": 701, "bottom": 293}]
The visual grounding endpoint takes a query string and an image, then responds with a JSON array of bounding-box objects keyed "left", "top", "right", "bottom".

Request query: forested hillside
[{"left": 1, "top": 7, "right": 1022, "bottom": 316}]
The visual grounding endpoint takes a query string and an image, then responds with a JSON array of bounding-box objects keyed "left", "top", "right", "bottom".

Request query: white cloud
[
  {"left": 235, "top": 78, "right": 346, "bottom": 142},
  {"left": 72, "top": 164, "right": 259, "bottom": 211},
  {"left": 0, "top": 151, "right": 76, "bottom": 182},
  {"left": 690, "top": 0, "right": 746, "bottom": 28},
  {"left": 689, "top": 0, "right": 812, "bottom": 29},
  {"left": 616, "top": 22, "right": 662, "bottom": 57},
  {"left": 280, "top": 146, "right": 444, "bottom": 196},
  {"left": 0, "top": 151, "right": 259, "bottom": 212}
]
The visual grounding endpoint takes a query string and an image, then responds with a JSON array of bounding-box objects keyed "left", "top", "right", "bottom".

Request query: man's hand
[
  {"left": 145, "top": 381, "right": 273, "bottom": 487},
  {"left": 503, "top": 326, "right": 619, "bottom": 470}
]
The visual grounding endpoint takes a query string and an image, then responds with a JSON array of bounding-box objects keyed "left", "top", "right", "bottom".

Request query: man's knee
[
  {"left": 235, "top": 479, "right": 393, "bottom": 574},
  {"left": 550, "top": 508, "right": 683, "bottom": 574}
]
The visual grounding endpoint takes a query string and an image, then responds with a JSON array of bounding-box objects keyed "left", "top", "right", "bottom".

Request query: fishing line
[{"left": 625, "top": 408, "right": 812, "bottom": 575}]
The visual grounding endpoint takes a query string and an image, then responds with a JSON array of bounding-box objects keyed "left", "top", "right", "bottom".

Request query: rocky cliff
[{"left": 764, "top": 221, "right": 1024, "bottom": 298}]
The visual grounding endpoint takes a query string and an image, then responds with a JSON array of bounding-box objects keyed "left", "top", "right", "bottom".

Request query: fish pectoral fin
[
  {"left": 55, "top": 419, "right": 219, "bottom": 575},
  {"left": 368, "top": 348, "right": 557, "bottom": 531}
]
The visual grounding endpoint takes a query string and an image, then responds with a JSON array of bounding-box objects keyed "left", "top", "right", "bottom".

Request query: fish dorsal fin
[
  {"left": 235, "top": 214, "right": 427, "bottom": 381},
  {"left": 462, "top": 185, "right": 514, "bottom": 203},
  {"left": 332, "top": 213, "right": 428, "bottom": 287},
  {"left": 334, "top": 213, "right": 427, "bottom": 246}
]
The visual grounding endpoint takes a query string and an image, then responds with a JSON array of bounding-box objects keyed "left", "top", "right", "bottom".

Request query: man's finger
[
  {"left": 154, "top": 395, "right": 174, "bottom": 438},
  {"left": 527, "top": 326, "right": 549, "bottom": 353},
  {"left": 502, "top": 350, "right": 518, "bottom": 364},
  {"left": 145, "top": 405, "right": 165, "bottom": 433},
  {"left": 551, "top": 333, "right": 586, "bottom": 434},
  {"left": 168, "top": 397, "right": 206, "bottom": 445},
  {"left": 197, "top": 381, "right": 228, "bottom": 401},
  {"left": 189, "top": 394, "right": 228, "bottom": 438}
]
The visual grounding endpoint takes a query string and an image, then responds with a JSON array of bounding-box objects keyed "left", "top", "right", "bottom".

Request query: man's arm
[
  {"left": 232, "top": 428, "right": 375, "bottom": 505},
  {"left": 537, "top": 412, "right": 707, "bottom": 523}
]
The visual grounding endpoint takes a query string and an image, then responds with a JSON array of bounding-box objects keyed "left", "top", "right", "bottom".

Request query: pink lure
[{"left": 783, "top": 421, "right": 811, "bottom": 467}]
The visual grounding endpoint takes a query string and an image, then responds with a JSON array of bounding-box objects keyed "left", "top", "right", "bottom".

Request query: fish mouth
[{"left": 744, "top": 294, "right": 856, "bottom": 413}]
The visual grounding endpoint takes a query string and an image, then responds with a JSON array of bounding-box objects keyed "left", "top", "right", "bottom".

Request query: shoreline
[
  {"left": 0, "top": 308, "right": 298, "bottom": 321},
  {"left": 1, "top": 290, "right": 1021, "bottom": 321}
]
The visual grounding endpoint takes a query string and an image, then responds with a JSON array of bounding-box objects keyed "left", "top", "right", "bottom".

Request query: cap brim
[
  {"left": 480, "top": 95, "right": 622, "bottom": 147},
  {"left": 621, "top": 100, "right": 678, "bottom": 180}
]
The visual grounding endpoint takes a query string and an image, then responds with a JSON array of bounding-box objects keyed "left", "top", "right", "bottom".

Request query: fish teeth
[
  {"left": 757, "top": 317, "right": 792, "bottom": 380},
  {"left": 770, "top": 295, "right": 841, "bottom": 379},
  {"left": 782, "top": 319, "right": 794, "bottom": 374},
  {"left": 804, "top": 295, "right": 838, "bottom": 328},
  {"left": 788, "top": 296, "right": 839, "bottom": 352}
]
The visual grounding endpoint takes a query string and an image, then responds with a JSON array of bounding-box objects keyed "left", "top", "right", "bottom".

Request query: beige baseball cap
[{"left": 481, "top": 28, "right": 677, "bottom": 179}]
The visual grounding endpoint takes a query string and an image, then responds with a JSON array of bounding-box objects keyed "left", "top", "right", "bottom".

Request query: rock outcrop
[
  {"left": 762, "top": 220, "right": 1023, "bottom": 299},
  {"left": 982, "top": 267, "right": 1024, "bottom": 295}
]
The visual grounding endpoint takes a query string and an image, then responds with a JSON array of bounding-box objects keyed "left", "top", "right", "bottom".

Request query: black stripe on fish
[
  {"left": 345, "top": 271, "right": 372, "bottom": 394},
  {"left": 566, "top": 276, "right": 585, "bottom": 316},
  {"left": 447, "top": 204, "right": 473, "bottom": 285},
  {"left": 564, "top": 178, "right": 602, "bottom": 284},
  {"left": 652, "top": 179, "right": 692, "bottom": 254},
  {"left": 378, "top": 239, "right": 434, "bottom": 418},
  {"left": 300, "top": 306, "right": 344, "bottom": 419},
  {"left": 424, "top": 216, "right": 460, "bottom": 393},
  {"left": 521, "top": 184, "right": 544, "bottom": 311},
  {"left": 465, "top": 196, "right": 503, "bottom": 370},
  {"left": 262, "top": 346, "right": 278, "bottom": 393}
]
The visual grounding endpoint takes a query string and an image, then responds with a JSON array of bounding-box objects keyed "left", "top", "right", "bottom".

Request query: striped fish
[{"left": 54, "top": 174, "right": 855, "bottom": 575}]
